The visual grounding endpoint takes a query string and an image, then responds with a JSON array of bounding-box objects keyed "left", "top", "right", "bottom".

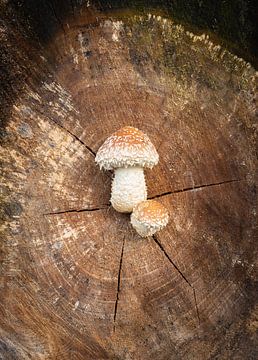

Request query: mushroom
[
  {"left": 95, "top": 126, "right": 159, "bottom": 213},
  {"left": 130, "top": 200, "right": 169, "bottom": 237}
]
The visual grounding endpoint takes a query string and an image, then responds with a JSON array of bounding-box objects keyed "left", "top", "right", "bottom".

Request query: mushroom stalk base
[{"left": 111, "top": 167, "right": 147, "bottom": 213}]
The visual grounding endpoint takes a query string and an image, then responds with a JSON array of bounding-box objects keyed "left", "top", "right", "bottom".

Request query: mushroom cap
[
  {"left": 131, "top": 200, "right": 169, "bottom": 237},
  {"left": 95, "top": 126, "right": 159, "bottom": 170}
]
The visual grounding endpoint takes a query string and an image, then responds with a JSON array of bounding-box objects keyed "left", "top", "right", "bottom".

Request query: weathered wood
[{"left": 0, "top": 1, "right": 257, "bottom": 359}]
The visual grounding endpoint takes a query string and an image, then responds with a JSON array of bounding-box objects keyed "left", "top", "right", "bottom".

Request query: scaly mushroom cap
[
  {"left": 95, "top": 126, "right": 159, "bottom": 170},
  {"left": 131, "top": 200, "right": 169, "bottom": 237}
]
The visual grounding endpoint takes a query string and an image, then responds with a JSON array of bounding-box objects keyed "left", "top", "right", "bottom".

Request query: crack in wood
[
  {"left": 149, "top": 179, "right": 241, "bottom": 200},
  {"left": 43, "top": 205, "right": 110, "bottom": 216},
  {"left": 152, "top": 235, "right": 191, "bottom": 286},
  {"left": 47, "top": 115, "right": 98, "bottom": 157},
  {"left": 48, "top": 118, "right": 114, "bottom": 180},
  {"left": 45, "top": 117, "right": 115, "bottom": 181},
  {"left": 193, "top": 287, "right": 201, "bottom": 325},
  {"left": 113, "top": 237, "right": 125, "bottom": 332},
  {"left": 66, "top": 127, "right": 96, "bottom": 156},
  {"left": 152, "top": 234, "right": 200, "bottom": 325},
  {"left": 58, "top": 121, "right": 96, "bottom": 156}
]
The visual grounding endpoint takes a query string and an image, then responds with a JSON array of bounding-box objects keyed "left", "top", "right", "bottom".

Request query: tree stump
[{"left": 1, "top": 1, "right": 257, "bottom": 359}]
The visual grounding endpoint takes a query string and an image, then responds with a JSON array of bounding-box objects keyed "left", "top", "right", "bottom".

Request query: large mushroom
[
  {"left": 95, "top": 126, "right": 159, "bottom": 213},
  {"left": 131, "top": 200, "right": 169, "bottom": 237}
]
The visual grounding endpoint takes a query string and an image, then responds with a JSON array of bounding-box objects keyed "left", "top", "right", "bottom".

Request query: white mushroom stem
[{"left": 111, "top": 167, "right": 147, "bottom": 213}]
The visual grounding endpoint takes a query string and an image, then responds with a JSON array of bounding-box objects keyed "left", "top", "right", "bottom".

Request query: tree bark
[{"left": 0, "top": 1, "right": 257, "bottom": 359}]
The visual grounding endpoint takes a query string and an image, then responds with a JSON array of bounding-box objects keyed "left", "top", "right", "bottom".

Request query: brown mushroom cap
[
  {"left": 95, "top": 126, "right": 159, "bottom": 170},
  {"left": 131, "top": 200, "right": 169, "bottom": 237}
]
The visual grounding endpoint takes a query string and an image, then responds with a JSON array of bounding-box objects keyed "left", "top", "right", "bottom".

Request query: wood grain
[{"left": 0, "top": 1, "right": 257, "bottom": 359}]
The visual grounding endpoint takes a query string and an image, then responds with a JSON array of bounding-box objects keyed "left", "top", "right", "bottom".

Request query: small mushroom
[
  {"left": 95, "top": 126, "right": 159, "bottom": 213},
  {"left": 131, "top": 200, "right": 169, "bottom": 237}
]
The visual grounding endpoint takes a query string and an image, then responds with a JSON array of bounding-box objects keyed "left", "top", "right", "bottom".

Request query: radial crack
[
  {"left": 113, "top": 237, "right": 125, "bottom": 332},
  {"left": 43, "top": 205, "right": 110, "bottom": 216},
  {"left": 48, "top": 118, "right": 115, "bottom": 182},
  {"left": 60, "top": 123, "right": 96, "bottom": 156},
  {"left": 193, "top": 288, "right": 201, "bottom": 325},
  {"left": 66, "top": 128, "right": 96, "bottom": 156},
  {"left": 149, "top": 178, "right": 241, "bottom": 200},
  {"left": 49, "top": 117, "right": 96, "bottom": 157},
  {"left": 152, "top": 234, "right": 200, "bottom": 325},
  {"left": 152, "top": 235, "right": 191, "bottom": 286},
  {"left": 47, "top": 119, "right": 114, "bottom": 180}
]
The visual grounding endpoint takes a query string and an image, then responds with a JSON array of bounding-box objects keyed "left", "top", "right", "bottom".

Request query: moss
[
  {"left": 119, "top": 12, "right": 255, "bottom": 98},
  {"left": 94, "top": 0, "right": 257, "bottom": 67}
]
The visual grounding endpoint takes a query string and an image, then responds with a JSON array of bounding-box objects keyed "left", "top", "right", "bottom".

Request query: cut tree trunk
[{"left": 0, "top": 1, "right": 257, "bottom": 359}]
